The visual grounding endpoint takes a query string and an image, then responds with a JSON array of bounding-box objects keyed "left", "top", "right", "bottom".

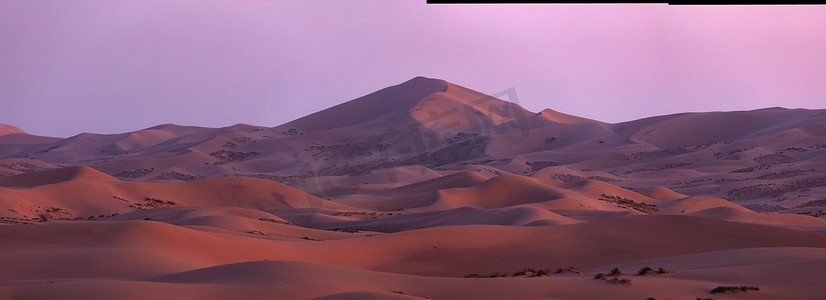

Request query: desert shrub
[
  {"left": 466, "top": 272, "right": 508, "bottom": 278},
  {"left": 657, "top": 267, "right": 670, "bottom": 274},
  {"left": 593, "top": 273, "right": 606, "bottom": 280},
  {"left": 512, "top": 268, "right": 550, "bottom": 277},
  {"left": 513, "top": 268, "right": 536, "bottom": 277},
  {"left": 258, "top": 218, "right": 299, "bottom": 226},
  {"left": 710, "top": 286, "right": 759, "bottom": 294},
  {"left": 607, "top": 278, "right": 631, "bottom": 285},
  {"left": 609, "top": 267, "right": 623, "bottom": 276},
  {"left": 555, "top": 266, "right": 584, "bottom": 274},
  {"left": 598, "top": 194, "right": 658, "bottom": 214},
  {"left": 638, "top": 266, "right": 654, "bottom": 275},
  {"left": 467, "top": 268, "right": 550, "bottom": 278}
]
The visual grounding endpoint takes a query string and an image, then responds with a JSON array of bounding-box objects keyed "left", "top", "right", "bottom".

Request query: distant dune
[{"left": 0, "top": 124, "right": 27, "bottom": 136}]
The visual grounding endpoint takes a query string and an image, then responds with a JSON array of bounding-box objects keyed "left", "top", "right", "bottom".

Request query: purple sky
[{"left": 2, "top": 1, "right": 825, "bottom": 137}]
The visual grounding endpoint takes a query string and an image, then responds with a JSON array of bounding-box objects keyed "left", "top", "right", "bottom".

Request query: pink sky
[{"left": 1, "top": 1, "right": 825, "bottom": 137}]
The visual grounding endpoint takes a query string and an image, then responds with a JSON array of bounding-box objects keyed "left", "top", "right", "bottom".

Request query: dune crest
[{"left": 0, "top": 124, "right": 27, "bottom": 136}]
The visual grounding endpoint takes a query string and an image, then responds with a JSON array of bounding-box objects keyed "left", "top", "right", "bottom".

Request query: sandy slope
[{"left": 1, "top": 217, "right": 826, "bottom": 299}]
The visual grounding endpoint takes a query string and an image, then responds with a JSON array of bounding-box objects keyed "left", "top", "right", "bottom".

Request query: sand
[{"left": 1, "top": 77, "right": 825, "bottom": 299}]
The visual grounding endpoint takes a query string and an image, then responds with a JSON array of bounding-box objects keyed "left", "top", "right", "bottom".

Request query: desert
[
  {"left": 4, "top": 2, "right": 826, "bottom": 299},
  {"left": 1, "top": 77, "right": 826, "bottom": 299}
]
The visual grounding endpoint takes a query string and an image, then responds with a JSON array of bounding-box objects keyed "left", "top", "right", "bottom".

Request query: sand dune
[
  {"left": 1, "top": 77, "right": 822, "bottom": 209},
  {"left": 0, "top": 167, "right": 352, "bottom": 220},
  {"left": 304, "top": 206, "right": 578, "bottom": 232},
  {"left": 4, "top": 256, "right": 826, "bottom": 300},
  {"left": 0, "top": 166, "right": 117, "bottom": 188},
  {"left": 0, "top": 124, "right": 27, "bottom": 136},
  {"left": 1, "top": 77, "right": 825, "bottom": 298},
  {"left": 3, "top": 214, "right": 826, "bottom": 279}
]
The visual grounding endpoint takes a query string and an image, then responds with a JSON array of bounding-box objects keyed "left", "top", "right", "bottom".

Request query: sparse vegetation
[
  {"left": 624, "top": 162, "right": 695, "bottom": 174},
  {"left": 0, "top": 217, "right": 34, "bottom": 225},
  {"left": 726, "top": 176, "right": 826, "bottom": 200},
  {"left": 129, "top": 197, "right": 181, "bottom": 209},
  {"left": 33, "top": 207, "right": 71, "bottom": 222},
  {"left": 466, "top": 268, "right": 552, "bottom": 278},
  {"left": 607, "top": 278, "right": 631, "bottom": 285},
  {"left": 525, "top": 160, "right": 558, "bottom": 172},
  {"left": 111, "top": 168, "right": 154, "bottom": 178},
  {"left": 464, "top": 272, "right": 509, "bottom": 278},
  {"left": 258, "top": 218, "right": 300, "bottom": 226},
  {"left": 608, "top": 267, "right": 623, "bottom": 276},
  {"left": 550, "top": 173, "right": 588, "bottom": 183},
  {"left": 797, "top": 210, "right": 826, "bottom": 218},
  {"left": 731, "top": 166, "right": 756, "bottom": 173},
  {"left": 755, "top": 169, "right": 817, "bottom": 180},
  {"left": 710, "top": 286, "right": 759, "bottom": 294},
  {"left": 593, "top": 273, "right": 606, "bottom": 280},
  {"left": 332, "top": 211, "right": 378, "bottom": 219},
  {"left": 743, "top": 203, "right": 789, "bottom": 212},
  {"left": 598, "top": 194, "right": 659, "bottom": 214},
  {"left": 753, "top": 154, "right": 793, "bottom": 166},
  {"left": 588, "top": 175, "right": 622, "bottom": 182},
  {"left": 512, "top": 268, "right": 550, "bottom": 277},
  {"left": 149, "top": 171, "right": 205, "bottom": 181},
  {"left": 614, "top": 146, "right": 694, "bottom": 161},
  {"left": 795, "top": 199, "right": 826, "bottom": 208},
  {"left": 555, "top": 266, "right": 584, "bottom": 274},
  {"left": 637, "top": 266, "right": 654, "bottom": 275},
  {"left": 209, "top": 150, "right": 260, "bottom": 162}
]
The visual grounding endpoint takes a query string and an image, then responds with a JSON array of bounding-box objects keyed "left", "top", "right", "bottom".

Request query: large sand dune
[{"left": 2, "top": 77, "right": 825, "bottom": 298}]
